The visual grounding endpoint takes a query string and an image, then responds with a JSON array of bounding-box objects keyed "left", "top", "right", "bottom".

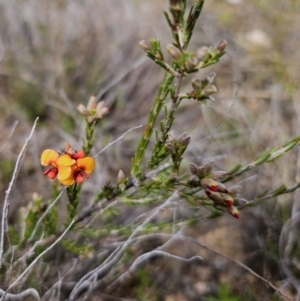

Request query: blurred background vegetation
[{"left": 1, "top": 0, "right": 300, "bottom": 300}]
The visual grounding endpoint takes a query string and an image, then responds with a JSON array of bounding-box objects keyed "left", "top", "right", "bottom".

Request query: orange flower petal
[
  {"left": 57, "top": 166, "right": 73, "bottom": 181},
  {"left": 59, "top": 176, "right": 75, "bottom": 186},
  {"left": 77, "top": 157, "right": 95, "bottom": 174},
  {"left": 56, "top": 154, "right": 76, "bottom": 167},
  {"left": 41, "top": 149, "right": 59, "bottom": 166}
]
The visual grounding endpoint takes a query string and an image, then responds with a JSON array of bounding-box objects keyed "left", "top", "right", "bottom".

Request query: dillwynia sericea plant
[{"left": 1, "top": 1, "right": 300, "bottom": 301}]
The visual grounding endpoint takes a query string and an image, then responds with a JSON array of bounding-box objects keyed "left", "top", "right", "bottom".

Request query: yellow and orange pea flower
[{"left": 41, "top": 145, "right": 95, "bottom": 186}]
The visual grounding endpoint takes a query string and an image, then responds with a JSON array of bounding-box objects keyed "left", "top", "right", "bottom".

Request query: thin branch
[
  {"left": 239, "top": 182, "right": 300, "bottom": 210},
  {"left": 0, "top": 288, "right": 40, "bottom": 301},
  {"left": 66, "top": 163, "right": 171, "bottom": 228},
  {"left": 147, "top": 233, "right": 292, "bottom": 301},
  {"left": 94, "top": 125, "right": 143, "bottom": 158},
  {"left": 194, "top": 238, "right": 292, "bottom": 301},
  {"left": 106, "top": 250, "right": 202, "bottom": 291},
  {"left": 201, "top": 80, "right": 240, "bottom": 157},
  {"left": 0, "top": 220, "right": 75, "bottom": 301},
  {"left": 68, "top": 192, "right": 179, "bottom": 301},
  {"left": 0, "top": 117, "right": 39, "bottom": 269},
  {"left": 10, "top": 234, "right": 55, "bottom": 268},
  {"left": 96, "top": 56, "right": 147, "bottom": 101},
  {"left": 102, "top": 232, "right": 291, "bottom": 301}
]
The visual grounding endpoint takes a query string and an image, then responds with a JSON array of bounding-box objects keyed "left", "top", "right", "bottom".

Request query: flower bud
[
  {"left": 210, "top": 171, "right": 228, "bottom": 180},
  {"left": 118, "top": 170, "right": 125, "bottom": 182},
  {"left": 166, "top": 44, "right": 182, "bottom": 60},
  {"left": 180, "top": 135, "right": 190, "bottom": 147},
  {"left": 227, "top": 206, "right": 239, "bottom": 219},
  {"left": 234, "top": 197, "right": 248, "bottom": 205},
  {"left": 77, "top": 104, "right": 88, "bottom": 115},
  {"left": 196, "top": 46, "right": 209, "bottom": 61},
  {"left": 87, "top": 95, "right": 97, "bottom": 110},
  {"left": 206, "top": 72, "right": 216, "bottom": 84},
  {"left": 189, "top": 162, "right": 198, "bottom": 175},
  {"left": 215, "top": 182, "right": 228, "bottom": 193},
  {"left": 178, "top": 132, "right": 190, "bottom": 147},
  {"left": 168, "top": 131, "right": 177, "bottom": 142},
  {"left": 197, "top": 166, "right": 206, "bottom": 179},
  {"left": 221, "top": 194, "right": 234, "bottom": 207},
  {"left": 200, "top": 178, "right": 218, "bottom": 192},
  {"left": 203, "top": 85, "right": 217, "bottom": 97},
  {"left": 191, "top": 79, "right": 201, "bottom": 92},
  {"left": 139, "top": 40, "right": 151, "bottom": 52},
  {"left": 204, "top": 161, "right": 214, "bottom": 174},
  {"left": 165, "top": 142, "right": 176, "bottom": 154},
  {"left": 205, "top": 190, "right": 224, "bottom": 206},
  {"left": 216, "top": 40, "right": 227, "bottom": 53},
  {"left": 185, "top": 57, "right": 197, "bottom": 71}
]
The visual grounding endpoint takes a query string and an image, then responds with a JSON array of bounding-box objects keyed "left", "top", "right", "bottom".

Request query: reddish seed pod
[
  {"left": 215, "top": 182, "right": 228, "bottom": 193},
  {"left": 200, "top": 178, "right": 218, "bottom": 192},
  {"left": 227, "top": 206, "right": 239, "bottom": 219},
  {"left": 221, "top": 194, "right": 234, "bottom": 207},
  {"left": 205, "top": 190, "right": 224, "bottom": 206}
]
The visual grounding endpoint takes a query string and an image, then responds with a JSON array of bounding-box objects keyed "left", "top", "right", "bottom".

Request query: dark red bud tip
[
  {"left": 205, "top": 190, "right": 212, "bottom": 196},
  {"left": 224, "top": 200, "right": 233, "bottom": 207},
  {"left": 232, "top": 213, "right": 239, "bottom": 219},
  {"left": 209, "top": 185, "right": 218, "bottom": 192}
]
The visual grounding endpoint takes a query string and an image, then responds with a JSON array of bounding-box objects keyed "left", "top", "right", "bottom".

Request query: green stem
[
  {"left": 66, "top": 183, "right": 79, "bottom": 227},
  {"left": 148, "top": 74, "right": 183, "bottom": 169},
  {"left": 131, "top": 72, "right": 174, "bottom": 177},
  {"left": 83, "top": 120, "right": 97, "bottom": 156}
]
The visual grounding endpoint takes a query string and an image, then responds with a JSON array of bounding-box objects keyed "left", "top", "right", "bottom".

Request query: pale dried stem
[
  {"left": 67, "top": 192, "right": 179, "bottom": 301},
  {"left": 94, "top": 125, "right": 142, "bottom": 158},
  {"left": 107, "top": 250, "right": 202, "bottom": 291},
  {"left": 103, "top": 233, "right": 291, "bottom": 301},
  {"left": 0, "top": 117, "right": 39, "bottom": 269},
  {"left": 0, "top": 220, "right": 75, "bottom": 301},
  {"left": 0, "top": 288, "right": 40, "bottom": 301}
]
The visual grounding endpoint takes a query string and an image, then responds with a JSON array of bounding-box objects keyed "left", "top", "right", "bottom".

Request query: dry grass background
[{"left": 1, "top": 0, "right": 300, "bottom": 300}]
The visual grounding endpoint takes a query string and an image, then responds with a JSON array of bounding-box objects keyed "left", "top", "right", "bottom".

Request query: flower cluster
[
  {"left": 189, "top": 161, "right": 246, "bottom": 219},
  {"left": 77, "top": 95, "right": 109, "bottom": 123},
  {"left": 165, "top": 131, "right": 191, "bottom": 173},
  {"left": 41, "top": 143, "right": 95, "bottom": 186}
]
